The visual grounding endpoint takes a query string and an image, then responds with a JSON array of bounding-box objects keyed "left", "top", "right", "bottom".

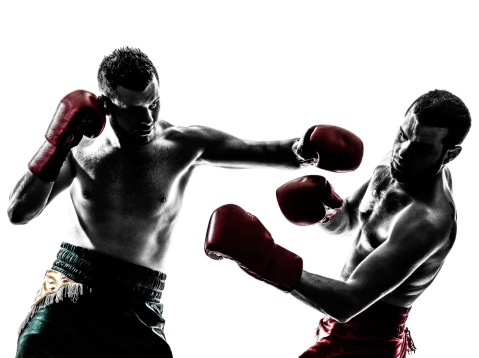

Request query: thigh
[{"left": 17, "top": 295, "right": 172, "bottom": 358}]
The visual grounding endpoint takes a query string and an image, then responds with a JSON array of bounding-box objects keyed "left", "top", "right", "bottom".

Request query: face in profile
[
  {"left": 108, "top": 77, "right": 161, "bottom": 145},
  {"left": 390, "top": 106, "right": 450, "bottom": 184}
]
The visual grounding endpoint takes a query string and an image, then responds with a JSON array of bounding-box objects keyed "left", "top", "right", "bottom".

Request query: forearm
[
  {"left": 250, "top": 138, "right": 300, "bottom": 169},
  {"left": 8, "top": 171, "right": 54, "bottom": 224},
  {"left": 202, "top": 137, "right": 300, "bottom": 169},
  {"left": 291, "top": 270, "right": 363, "bottom": 323}
]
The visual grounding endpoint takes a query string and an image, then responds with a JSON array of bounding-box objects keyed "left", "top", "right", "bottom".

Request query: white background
[{"left": 1, "top": 1, "right": 478, "bottom": 357}]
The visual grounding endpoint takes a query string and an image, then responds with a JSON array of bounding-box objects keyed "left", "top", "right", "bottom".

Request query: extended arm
[
  {"left": 190, "top": 123, "right": 363, "bottom": 171},
  {"left": 291, "top": 206, "right": 447, "bottom": 322},
  {"left": 205, "top": 202, "right": 448, "bottom": 322},
  {"left": 192, "top": 125, "right": 300, "bottom": 169}
]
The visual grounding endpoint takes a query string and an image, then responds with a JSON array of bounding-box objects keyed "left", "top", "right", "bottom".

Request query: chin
[
  {"left": 390, "top": 165, "right": 439, "bottom": 186},
  {"left": 390, "top": 166, "right": 411, "bottom": 184},
  {"left": 125, "top": 131, "right": 156, "bottom": 145}
]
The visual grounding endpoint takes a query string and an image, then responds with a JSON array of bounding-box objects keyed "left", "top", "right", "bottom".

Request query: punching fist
[
  {"left": 205, "top": 204, "right": 303, "bottom": 292},
  {"left": 28, "top": 90, "right": 106, "bottom": 182},
  {"left": 293, "top": 125, "right": 363, "bottom": 172},
  {"left": 276, "top": 175, "right": 343, "bottom": 226}
]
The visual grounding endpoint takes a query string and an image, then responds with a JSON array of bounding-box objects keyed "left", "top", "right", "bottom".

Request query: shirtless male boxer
[
  {"left": 204, "top": 89, "right": 471, "bottom": 357},
  {"left": 7, "top": 47, "right": 363, "bottom": 357}
]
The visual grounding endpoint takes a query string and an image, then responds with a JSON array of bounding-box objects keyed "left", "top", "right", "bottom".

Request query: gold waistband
[
  {"left": 19, "top": 269, "right": 84, "bottom": 335},
  {"left": 32, "top": 269, "right": 82, "bottom": 306}
]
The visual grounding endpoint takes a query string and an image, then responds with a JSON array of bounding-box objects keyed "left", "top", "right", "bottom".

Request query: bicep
[
  {"left": 46, "top": 151, "right": 75, "bottom": 205},
  {"left": 199, "top": 130, "right": 250, "bottom": 164},
  {"left": 346, "top": 212, "right": 442, "bottom": 305},
  {"left": 183, "top": 125, "right": 243, "bottom": 164}
]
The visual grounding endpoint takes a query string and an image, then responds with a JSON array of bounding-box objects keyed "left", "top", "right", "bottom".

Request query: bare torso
[
  {"left": 341, "top": 161, "right": 456, "bottom": 307},
  {"left": 67, "top": 122, "right": 201, "bottom": 271}
]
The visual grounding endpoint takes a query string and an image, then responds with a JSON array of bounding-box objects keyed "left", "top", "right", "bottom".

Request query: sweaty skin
[
  {"left": 8, "top": 77, "right": 299, "bottom": 272},
  {"left": 291, "top": 108, "right": 461, "bottom": 322}
]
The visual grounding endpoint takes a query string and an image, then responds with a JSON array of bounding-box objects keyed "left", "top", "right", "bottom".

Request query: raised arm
[
  {"left": 320, "top": 154, "right": 390, "bottom": 235},
  {"left": 275, "top": 174, "right": 370, "bottom": 234},
  {"left": 318, "top": 177, "right": 370, "bottom": 236},
  {"left": 7, "top": 90, "right": 106, "bottom": 225}
]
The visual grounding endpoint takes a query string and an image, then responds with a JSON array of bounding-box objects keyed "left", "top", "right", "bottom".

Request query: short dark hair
[
  {"left": 406, "top": 89, "right": 471, "bottom": 147},
  {"left": 97, "top": 47, "right": 159, "bottom": 99}
]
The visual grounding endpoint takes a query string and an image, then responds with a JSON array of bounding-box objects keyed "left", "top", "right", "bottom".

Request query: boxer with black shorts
[
  {"left": 205, "top": 89, "right": 471, "bottom": 357},
  {"left": 8, "top": 47, "right": 363, "bottom": 357}
]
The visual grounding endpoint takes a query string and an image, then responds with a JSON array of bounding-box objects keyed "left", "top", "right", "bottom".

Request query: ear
[
  {"left": 97, "top": 95, "right": 111, "bottom": 115},
  {"left": 443, "top": 145, "right": 462, "bottom": 165}
]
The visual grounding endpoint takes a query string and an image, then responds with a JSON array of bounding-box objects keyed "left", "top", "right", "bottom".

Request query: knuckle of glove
[{"left": 310, "top": 125, "right": 364, "bottom": 172}]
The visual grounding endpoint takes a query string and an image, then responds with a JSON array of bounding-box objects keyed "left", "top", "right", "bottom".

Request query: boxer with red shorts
[{"left": 205, "top": 90, "right": 471, "bottom": 357}]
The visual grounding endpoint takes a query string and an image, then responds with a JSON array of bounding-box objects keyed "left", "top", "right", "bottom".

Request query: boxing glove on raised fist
[
  {"left": 276, "top": 175, "right": 343, "bottom": 226},
  {"left": 293, "top": 125, "right": 363, "bottom": 172},
  {"left": 205, "top": 204, "right": 303, "bottom": 292},
  {"left": 28, "top": 90, "right": 106, "bottom": 182}
]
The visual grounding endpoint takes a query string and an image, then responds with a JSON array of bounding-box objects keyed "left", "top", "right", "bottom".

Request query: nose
[
  {"left": 396, "top": 141, "right": 412, "bottom": 161},
  {"left": 138, "top": 108, "right": 154, "bottom": 126}
]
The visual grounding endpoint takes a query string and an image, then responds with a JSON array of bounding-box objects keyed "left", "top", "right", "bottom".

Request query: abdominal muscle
[
  {"left": 64, "top": 129, "right": 198, "bottom": 273},
  {"left": 66, "top": 185, "right": 182, "bottom": 273}
]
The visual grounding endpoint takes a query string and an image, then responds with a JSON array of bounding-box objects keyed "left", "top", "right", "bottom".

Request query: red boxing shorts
[{"left": 300, "top": 301, "right": 416, "bottom": 358}]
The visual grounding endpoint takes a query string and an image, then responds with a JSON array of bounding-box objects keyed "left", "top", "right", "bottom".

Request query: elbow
[
  {"left": 334, "top": 302, "right": 371, "bottom": 323},
  {"left": 323, "top": 298, "right": 364, "bottom": 324},
  {"left": 332, "top": 312, "right": 357, "bottom": 324},
  {"left": 323, "top": 308, "right": 356, "bottom": 324},
  {"left": 7, "top": 203, "right": 34, "bottom": 225}
]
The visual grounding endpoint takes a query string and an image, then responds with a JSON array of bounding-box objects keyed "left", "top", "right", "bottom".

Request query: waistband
[
  {"left": 52, "top": 242, "right": 167, "bottom": 302},
  {"left": 353, "top": 300, "right": 412, "bottom": 327},
  {"left": 318, "top": 301, "right": 415, "bottom": 353}
]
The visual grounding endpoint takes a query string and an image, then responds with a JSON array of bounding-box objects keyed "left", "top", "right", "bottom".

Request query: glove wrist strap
[
  {"left": 28, "top": 140, "right": 70, "bottom": 182},
  {"left": 318, "top": 205, "right": 339, "bottom": 224},
  {"left": 292, "top": 140, "right": 318, "bottom": 167}
]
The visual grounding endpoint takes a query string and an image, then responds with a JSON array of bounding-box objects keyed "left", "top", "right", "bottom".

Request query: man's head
[
  {"left": 391, "top": 89, "right": 471, "bottom": 184},
  {"left": 98, "top": 47, "right": 159, "bottom": 100},
  {"left": 97, "top": 47, "right": 160, "bottom": 145}
]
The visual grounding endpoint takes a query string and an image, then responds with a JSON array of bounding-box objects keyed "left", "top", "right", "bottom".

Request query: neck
[
  {"left": 392, "top": 167, "right": 444, "bottom": 194},
  {"left": 107, "top": 118, "right": 156, "bottom": 150}
]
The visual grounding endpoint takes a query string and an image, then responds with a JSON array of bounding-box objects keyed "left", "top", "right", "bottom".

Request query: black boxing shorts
[{"left": 16, "top": 242, "right": 172, "bottom": 358}]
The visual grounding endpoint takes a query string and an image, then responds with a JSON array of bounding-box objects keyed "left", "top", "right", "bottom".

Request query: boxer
[
  {"left": 8, "top": 47, "right": 363, "bottom": 357},
  {"left": 205, "top": 89, "right": 471, "bottom": 357}
]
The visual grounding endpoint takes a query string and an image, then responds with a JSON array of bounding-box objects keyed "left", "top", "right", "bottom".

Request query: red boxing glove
[
  {"left": 276, "top": 175, "right": 343, "bottom": 226},
  {"left": 205, "top": 204, "right": 303, "bottom": 293},
  {"left": 28, "top": 90, "right": 106, "bottom": 182},
  {"left": 293, "top": 125, "right": 363, "bottom": 172}
]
